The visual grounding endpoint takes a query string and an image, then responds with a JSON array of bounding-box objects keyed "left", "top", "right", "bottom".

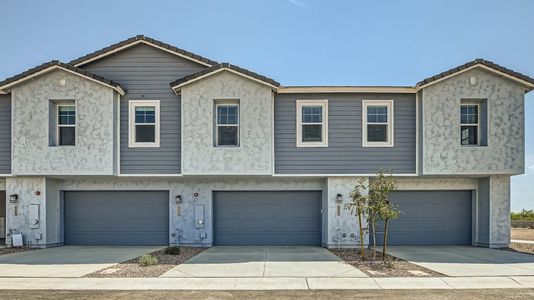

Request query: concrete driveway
[
  {"left": 0, "top": 246, "right": 162, "bottom": 277},
  {"left": 387, "top": 246, "right": 534, "bottom": 277},
  {"left": 161, "top": 246, "right": 367, "bottom": 278}
]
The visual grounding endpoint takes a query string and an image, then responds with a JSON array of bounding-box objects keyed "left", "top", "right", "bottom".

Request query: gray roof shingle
[
  {"left": 69, "top": 35, "right": 218, "bottom": 67},
  {"left": 417, "top": 59, "right": 534, "bottom": 88},
  {"left": 0, "top": 60, "right": 125, "bottom": 94},
  {"left": 170, "top": 63, "right": 280, "bottom": 90}
]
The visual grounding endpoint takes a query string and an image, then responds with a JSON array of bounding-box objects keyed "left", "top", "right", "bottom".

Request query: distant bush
[
  {"left": 511, "top": 209, "right": 534, "bottom": 221},
  {"left": 138, "top": 254, "right": 159, "bottom": 267},
  {"left": 164, "top": 246, "right": 181, "bottom": 255}
]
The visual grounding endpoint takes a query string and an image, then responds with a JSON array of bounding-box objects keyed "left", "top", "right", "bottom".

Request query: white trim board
[
  {"left": 416, "top": 64, "right": 534, "bottom": 90},
  {"left": 73, "top": 40, "right": 213, "bottom": 68},
  {"left": 128, "top": 100, "right": 161, "bottom": 148},
  {"left": 296, "top": 99, "right": 329, "bottom": 148},
  {"left": 278, "top": 86, "right": 416, "bottom": 94},
  {"left": 172, "top": 68, "right": 279, "bottom": 93},
  {"left": 361, "top": 99, "right": 394, "bottom": 147}
]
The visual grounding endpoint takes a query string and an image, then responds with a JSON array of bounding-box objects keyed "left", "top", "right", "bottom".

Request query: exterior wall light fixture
[
  {"left": 336, "top": 194, "right": 343, "bottom": 203},
  {"left": 175, "top": 195, "right": 182, "bottom": 204},
  {"left": 9, "top": 194, "right": 18, "bottom": 203}
]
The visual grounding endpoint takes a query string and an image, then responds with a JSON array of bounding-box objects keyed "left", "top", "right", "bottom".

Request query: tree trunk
[
  {"left": 371, "top": 215, "right": 376, "bottom": 260},
  {"left": 357, "top": 208, "right": 365, "bottom": 260},
  {"left": 382, "top": 218, "right": 389, "bottom": 260}
]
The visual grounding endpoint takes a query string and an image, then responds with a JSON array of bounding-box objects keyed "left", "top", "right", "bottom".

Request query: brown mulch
[
  {"left": 0, "top": 246, "right": 35, "bottom": 256},
  {"left": 330, "top": 248, "right": 444, "bottom": 277},
  {"left": 86, "top": 247, "right": 207, "bottom": 278}
]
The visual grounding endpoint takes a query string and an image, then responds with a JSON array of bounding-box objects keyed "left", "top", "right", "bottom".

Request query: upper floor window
[
  {"left": 129, "top": 100, "right": 160, "bottom": 147},
  {"left": 362, "top": 100, "right": 394, "bottom": 147},
  {"left": 460, "top": 104, "right": 479, "bottom": 146},
  {"left": 296, "top": 99, "right": 328, "bottom": 147},
  {"left": 57, "top": 105, "right": 76, "bottom": 146},
  {"left": 215, "top": 102, "right": 239, "bottom": 146}
]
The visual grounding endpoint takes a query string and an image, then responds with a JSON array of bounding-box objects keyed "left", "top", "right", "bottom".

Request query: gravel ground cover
[
  {"left": 86, "top": 247, "right": 207, "bottom": 278},
  {"left": 0, "top": 246, "right": 35, "bottom": 256},
  {"left": 330, "top": 248, "right": 443, "bottom": 277},
  {"left": 509, "top": 242, "right": 534, "bottom": 255}
]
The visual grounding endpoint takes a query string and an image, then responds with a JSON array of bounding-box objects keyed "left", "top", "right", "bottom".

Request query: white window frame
[
  {"left": 56, "top": 104, "right": 76, "bottom": 146},
  {"left": 460, "top": 103, "right": 480, "bottom": 146},
  {"left": 362, "top": 100, "right": 394, "bottom": 147},
  {"left": 128, "top": 100, "right": 160, "bottom": 148},
  {"left": 296, "top": 99, "right": 328, "bottom": 147},
  {"left": 215, "top": 102, "right": 240, "bottom": 147}
]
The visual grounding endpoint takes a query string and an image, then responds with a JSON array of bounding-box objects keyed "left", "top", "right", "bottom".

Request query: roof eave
[
  {"left": 0, "top": 64, "right": 126, "bottom": 96},
  {"left": 171, "top": 67, "right": 279, "bottom": 95},
  {"left": 416, "top": 62, "right": 534, "bottom": 92}
]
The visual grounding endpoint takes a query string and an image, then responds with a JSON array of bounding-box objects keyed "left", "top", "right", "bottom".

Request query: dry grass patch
[
  {"left": 86, "top": 247, "right": 207, "bottom": 278},
  {"left": 509, "top": 242, "right": 534, "bottom": 255},
  {"left": 330, "top": 248, "right": 443, "bottom": 277}
]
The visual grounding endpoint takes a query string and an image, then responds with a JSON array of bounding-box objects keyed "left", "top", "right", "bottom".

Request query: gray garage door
[
  {"left": 373, "top": 190, "right": 472, "bottom": 246},
  {"left": 64, "top": 191, "right": 169, "bottom": 246},
  {"left": 213, "top": 191, "right": 322, "bottom": 246}
]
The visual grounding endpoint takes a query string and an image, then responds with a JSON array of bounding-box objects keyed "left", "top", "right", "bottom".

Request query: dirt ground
[
  {"left": 0, "top": 289, "right": 533, "bottom": 300},
  {"left": 512, "top": 228, "right": 534, "bottom": 241}
]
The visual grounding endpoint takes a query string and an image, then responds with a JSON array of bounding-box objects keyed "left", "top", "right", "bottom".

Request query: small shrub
[
  {"left": 164, "top": 246, "right": 181, "bottom": 255},
  {"left": 138, "top": 254, "right": 159, "bottom": 267}
]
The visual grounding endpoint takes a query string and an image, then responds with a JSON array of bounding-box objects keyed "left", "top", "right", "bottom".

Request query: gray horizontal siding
[
  {"left": 82, "top": 44, "right": 207, "bottom": 174},
  {"left": 274, "top": 93, "right": 416, "bottom": 174},
  {"left": 0, "top": 95, "right": 11, "bottom": 174}
]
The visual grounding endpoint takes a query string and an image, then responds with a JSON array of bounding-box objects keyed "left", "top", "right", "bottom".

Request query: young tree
[
  {"left": 343, "top": 177, "right": 368, "bottom": 260},
  {"left": 369, "top": 169, "right": 399, "bottom": 260}
]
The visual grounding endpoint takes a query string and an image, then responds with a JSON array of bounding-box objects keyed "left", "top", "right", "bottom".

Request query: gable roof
[
  {"left": 0, "top": 60, "right": 125, "bottom": 95},
  {"left": 69, "top": 35, "right": 218, "bottom": 67},
  {"left": 170, "top": 63, "right": 280, "bottom": 92},
  {"left": 416, "top": 59, "right": 534, "bottom": 90}
]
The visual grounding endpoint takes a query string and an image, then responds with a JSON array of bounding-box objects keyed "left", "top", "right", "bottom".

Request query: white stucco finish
[
  {"left": 421, "top": 67, "right": 525, "bottom": 175},
  {"left": 326, "top": 177, "right": 364, "bottom": 248},
  {"left": 181, "top": 71, "right": 273, "bottom": 175},
  {"left": 11, "top": 70, "right": 116, "bottom": 175},
  {"left": 5, "top": 177, "right": 47, "bottom": 247},
  {"left": 489, "top": 175, "right": 511, "bottom": 247}
]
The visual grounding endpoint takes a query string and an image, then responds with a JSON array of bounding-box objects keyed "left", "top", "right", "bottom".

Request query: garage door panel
[
  {"left": 374, "top": 190, "right": 472, "bottom": 246},
  {"left": 216, "top": 219, "right": 321, "bottom": 232},
  {"left": 214, "top": 191, "right": 322, "bottom": 246},
  {"left": 216, "top": 233, "right": 319, "bottom": 246},
  {"left": 64, "top": 191, "right": 169, "bottom": 246}
]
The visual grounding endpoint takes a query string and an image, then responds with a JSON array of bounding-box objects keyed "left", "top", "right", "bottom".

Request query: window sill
[
  {"left": 128, "top": 143, "right": 160, "bottom": 148},
  {"left": 362, "top": 143, "right": 394, "bottom": 148},
  {"left": 296, "top": 143, "right": 328, "bottom": 148},
  {"left": 214, "top": 145, "right": 241, "bottom": 149}
]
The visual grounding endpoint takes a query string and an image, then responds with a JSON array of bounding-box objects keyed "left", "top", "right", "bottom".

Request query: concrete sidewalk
[{"left": 1, "top": 276, "right": 534, "bottom": 290}]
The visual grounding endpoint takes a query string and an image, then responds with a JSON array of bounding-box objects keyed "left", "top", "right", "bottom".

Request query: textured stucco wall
[
  {"left": 422, "top": 67, "right": 525, "bottom": 175},
  {"left": 5, "top": 177, "right": 47, "bottom": 247},
  {"left": 181, "top": 71, "right": 273, "bottom": 175},
  {"left": 326, "top": 177, "right": 365, "bottom": 247},
  {"left": 489, "top": 175, "right": 511, "bottom": 247},
  {"left": 55, "top": 176, "right": 324, "bottom": 245},
  {"left": 11, "top": 69, "right": 115, "bottom": 175}
]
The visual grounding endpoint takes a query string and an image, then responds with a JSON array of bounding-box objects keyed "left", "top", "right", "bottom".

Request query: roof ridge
[{"left": 69, "top": 35, "right": 218, "bottom": 67}]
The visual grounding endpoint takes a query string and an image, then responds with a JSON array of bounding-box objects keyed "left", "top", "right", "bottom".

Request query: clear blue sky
[{"left": 0, "top": 0, "right": 532, "bottom": 211}]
